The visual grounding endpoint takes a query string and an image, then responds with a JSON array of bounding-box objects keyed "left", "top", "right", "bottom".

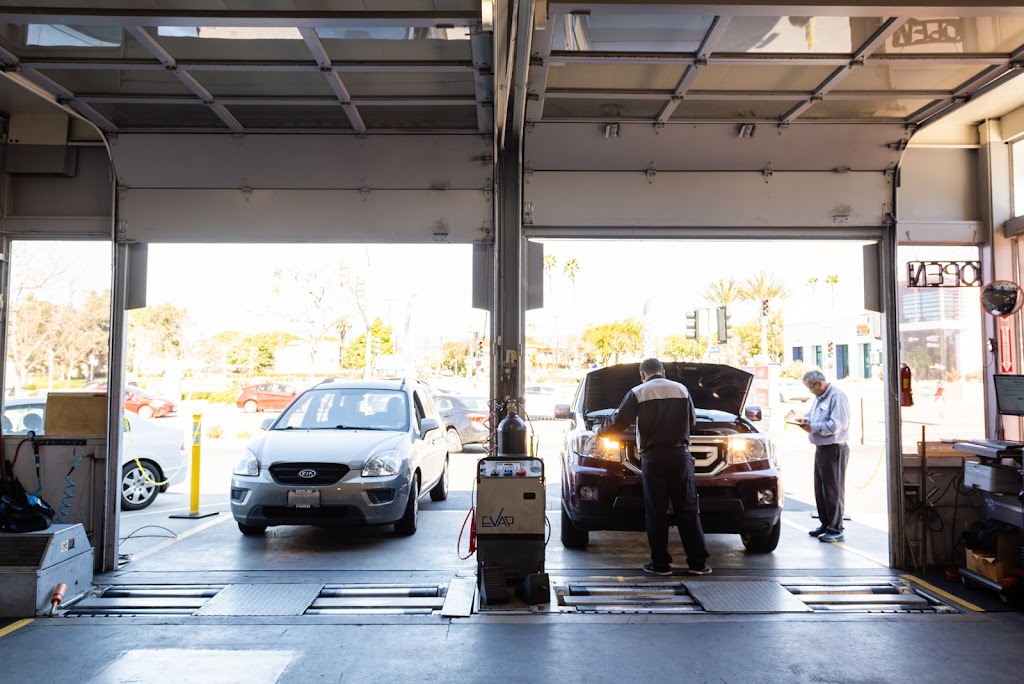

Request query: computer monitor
[{"left": 993, "top": 374, "right": 1024, "bottom": 416}]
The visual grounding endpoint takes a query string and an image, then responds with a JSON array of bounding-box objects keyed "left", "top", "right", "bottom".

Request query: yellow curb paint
[
  {"left": 900, "top": 574, "right": 985, "bottom": 613},
  {"left": 0, "top": 619, "right": 33, "bottom": 639}
]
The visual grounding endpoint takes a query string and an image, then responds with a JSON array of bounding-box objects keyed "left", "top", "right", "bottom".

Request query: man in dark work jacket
[{"left": 597, "top": 358, "right": 711, "bottom": 576}]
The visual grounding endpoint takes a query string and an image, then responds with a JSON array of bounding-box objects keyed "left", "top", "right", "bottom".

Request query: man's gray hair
[
  {"left": 802, "top": 369, "right": 826, "bottom": 384},
  {"left": 640, "top": 358, "right": 665, "bottom": 375}
]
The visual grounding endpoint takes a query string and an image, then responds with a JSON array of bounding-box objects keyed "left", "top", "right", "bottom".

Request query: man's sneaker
[
  {"left": 642, "top": 563, "right": 673, "bottom": 576},
  {"left": 818, "top": 532, "right": 845, "bottom": 543},
  {"left": 808, "top": 526, "right": 827, "bottom": 537},
  {"left": 687, "top": 565, "right": 713, "bottom": 576}
]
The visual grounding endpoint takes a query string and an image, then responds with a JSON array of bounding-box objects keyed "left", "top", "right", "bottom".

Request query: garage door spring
[{"left": 124, "top": 417, "right": 168, "bottom": 486}]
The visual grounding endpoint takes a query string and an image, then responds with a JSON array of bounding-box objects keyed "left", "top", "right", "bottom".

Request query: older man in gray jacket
[{"left": 797, "top": 369, "right": 851, "bottom": 543}]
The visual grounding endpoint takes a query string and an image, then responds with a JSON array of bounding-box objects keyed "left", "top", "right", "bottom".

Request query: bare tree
[{"left": 273, "top": 265, "right": 353, "bottom": 378}]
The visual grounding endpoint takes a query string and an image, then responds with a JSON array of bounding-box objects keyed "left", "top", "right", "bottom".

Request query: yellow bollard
[{"left": 169, "top": 410, "right": 219, "bottom": 520}]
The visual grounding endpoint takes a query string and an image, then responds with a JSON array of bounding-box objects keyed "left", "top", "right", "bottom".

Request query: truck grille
[
  {"left": 269, "top": 462, "right": 350, "bottom": 486},
  {"left": 624, "top": 440, "right": 726, "bottom": 477}
]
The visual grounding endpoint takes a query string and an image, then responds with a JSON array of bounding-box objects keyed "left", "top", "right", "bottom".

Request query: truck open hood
[{"left": 583, "top": 362, "right": 753, "bottom": 416}]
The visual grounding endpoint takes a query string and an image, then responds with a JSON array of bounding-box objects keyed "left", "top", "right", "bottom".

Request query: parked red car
[
  {"left": 83, "top": 383, "right": 177, "bottom": 419},
  {"left": 236, "top": 383, "right": 298, "bottom": 413}
]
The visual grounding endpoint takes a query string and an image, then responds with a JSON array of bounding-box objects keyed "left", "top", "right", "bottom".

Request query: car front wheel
[
  {"left": 445, "top": 428, "right": 463, "bottom": 453},
  {"left": 741, "top": 520, "right": 781, "bottom": 553},
  {"left": 394, "top": 474, "right": 419, "bottom": 536},
  {"left": 560, "top": 506, "right": 589, "bottom": 548},
  {"left": 243, "top": 400, "right": 258, "bottom": 413},
  {"left": 121, "top": 461, "right": 160, "bottom": 511}
]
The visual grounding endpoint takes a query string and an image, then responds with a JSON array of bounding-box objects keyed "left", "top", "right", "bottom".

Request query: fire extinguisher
[{"left": 900, "top": 364, "right": 914, "bottom": 407}]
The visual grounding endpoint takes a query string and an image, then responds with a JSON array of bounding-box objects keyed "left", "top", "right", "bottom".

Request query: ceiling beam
[
  {"left": 910, "top": 43, "right": 1024, "bottom": 128},
  {"left": 0, "top": 9, "right": 478, "bottom": 28},
  {"left": 19, "top": 58, "right": 477, "bottom": 73},
  {"left": 0, "top": 44, "right": 117, "bottom": 133},
  {"left": 548, "top": 51, "right": 1007, "bottom": 67},
  {"left": 781, "top": 17, "right": 909, "bottom": 124},
  {"left": 298, "top": 27, "right": 366, "bottom": 134},
  {"left": 469, "top": 27, "right": 494, "bottom": 135},
  {"left": 126, "top": 25, "right": 243, "bottom": 133},
  {"left": 75, "top": 94, "right": 478, "bottom": 107},
  {"left": 546, "top": 88, "right": 951, "bottom": 101},
  {"left": 657, "top": 16, "right": 730, "bottom": 124}
]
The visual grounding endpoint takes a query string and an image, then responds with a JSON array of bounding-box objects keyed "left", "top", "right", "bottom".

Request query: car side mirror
[
  {"left": 744, "top": 406, "right": 762, "bottom": 422},
  {"left": 260, "top": 418, "right": 274, "bottom": 431},
  {"left": 420, "top": 418, "right": 439, "bottom": 435},
  {"left": 554, "top": 404, "right": 572, "bottom": 419}
]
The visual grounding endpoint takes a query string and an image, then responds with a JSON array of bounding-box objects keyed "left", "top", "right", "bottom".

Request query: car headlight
[
  {"left": 572, "top": 433, "right": 622, "bottom": 462},
  {"left": 727, "top": 436, "right": 769, "bottom": 464},
  {"left": 362, "top": 449, "right": 402, "bottom": 477},
  {"left": 233, "top": 449, "right": 260, "bottom": 476}
]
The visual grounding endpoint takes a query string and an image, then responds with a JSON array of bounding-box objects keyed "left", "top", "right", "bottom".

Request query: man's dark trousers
[
  {"left": 814, "top": 443, "right": 850, "bottom": 534},
  {"left": 641, "top": 446, "right": 709, "bottom": 569}
]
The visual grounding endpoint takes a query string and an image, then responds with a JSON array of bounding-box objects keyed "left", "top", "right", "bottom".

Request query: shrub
[
  {"left": 188, "top": 389, "right": 239, "bottom": 403},
  {"left": 236, "top": 430, "right": 251, "bottom": 439},
  {"left": 206, "top": 424, "right": 224, "bottom": 439}
]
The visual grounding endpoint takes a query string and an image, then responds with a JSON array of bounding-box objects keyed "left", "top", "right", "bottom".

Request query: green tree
[
  {"left": 740, "top": 271, "right": 789, "bottom": 362},
  {"left": 442, "top": 340, "right": 470, "bottom": 376},
  {"left": 563, "top": 258, "right": 580, "bottom": 303},
  {"left": 660, "top": 334, "right": 707, "bottom": 362},
  {"left": 227, "top": 334, "right": 278, "bottom": 376},
  {"left": 53, "top": 289, "right": 109, "bottom": 384},
  {"left": 825, "top": 273, "right": 839, "bottom": 307},
  {"left": 733, "top": 312, "right": 785, "bottom": 364},
  {"left": 342, "top": 318, "right": 395, "bottom": 369},
  {"left": 543, "top": 254, "right": 558, "bottom": 299},
  {"left": 582, "top": 318, "right": 643, "bottom": 364}
]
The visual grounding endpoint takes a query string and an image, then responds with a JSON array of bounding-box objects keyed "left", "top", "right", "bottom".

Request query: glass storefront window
[{"left": 897, "top": 245, "right": 983, "bottom": 453}]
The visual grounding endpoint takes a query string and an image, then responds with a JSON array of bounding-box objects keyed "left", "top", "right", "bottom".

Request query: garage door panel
[
  {"left": 526, "top": 123, "right": 904, "bottom": 172},
  {"left": 119, "top": 188, "right": 490, "bottom": 243},
  {"left": 111, "top": 134, "right": 491, "bottom": 189},
  {"left": 525, "top": 171, "right": 890, "bottom": 229}
]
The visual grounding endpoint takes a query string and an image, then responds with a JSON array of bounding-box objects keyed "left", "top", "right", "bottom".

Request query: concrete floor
[{"left": 2, "top": 423, "right": 1022, "bottom": 682}]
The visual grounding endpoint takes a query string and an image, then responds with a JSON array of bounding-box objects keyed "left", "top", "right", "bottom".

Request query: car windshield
[{"left": 275, "top": 388, "right": 408, "bottom": 431}]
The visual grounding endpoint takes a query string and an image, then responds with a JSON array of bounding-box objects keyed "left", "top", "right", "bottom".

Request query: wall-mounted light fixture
[
  {"left": 604, "top": 123, "right": 620, "bottom": 139},
  {"left": 737, "top": 123, "right": 756, "bottom": 138}
]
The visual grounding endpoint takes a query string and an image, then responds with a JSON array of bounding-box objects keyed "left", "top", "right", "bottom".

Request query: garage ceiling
[{"left": 0, "top": 3, "right": 1022, "bottom": 141}]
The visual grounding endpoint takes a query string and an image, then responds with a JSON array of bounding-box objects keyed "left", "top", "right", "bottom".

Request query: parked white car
[{"left": 2, "top": 397, "right": 188, "bottom": 510}]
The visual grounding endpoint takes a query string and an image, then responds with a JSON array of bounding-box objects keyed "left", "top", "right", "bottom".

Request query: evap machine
[{"left": 476, "top": 403, "right": 549, "bottom": 605}]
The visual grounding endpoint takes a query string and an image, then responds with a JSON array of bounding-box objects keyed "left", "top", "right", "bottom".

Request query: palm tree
[
  {"left": 543, "top": 255, "right": 558, "bottom": 300},
  {"left": 825, "top": 274, "right": 839, "bottom": 307},
  {"left": 740, "top": 271, "right": 789, "bottom": 362},
  {"left": 700, "top": 278, "right": 743, "bottom": 362},
  {"left": 563, "top": 258, "right": 579, "bottom": 304}
]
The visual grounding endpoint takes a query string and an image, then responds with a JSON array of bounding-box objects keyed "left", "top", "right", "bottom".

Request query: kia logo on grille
[{"left": 298, "top": 469, "right": 317, "bottom": 479}]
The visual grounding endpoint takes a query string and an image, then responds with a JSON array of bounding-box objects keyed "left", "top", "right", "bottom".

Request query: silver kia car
[{"left": 230, "top": 378, "right": 449, "bottom": 536}]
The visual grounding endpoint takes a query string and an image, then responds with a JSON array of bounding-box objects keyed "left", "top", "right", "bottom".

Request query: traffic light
[
  {"left": 716, "top": 306, "right": 731, "bottom": 344},
  {"left": 827, "top": 340, "right": 834, "bottom": 356},
  {"left": 685, "top": 310, "right": 700, "bottom": 340},
  {"left": 761, "top": 299, "right": 769, "bottom": 317},
  {"left": 477, "top": 337, "right": 485, "bottom": 356}
]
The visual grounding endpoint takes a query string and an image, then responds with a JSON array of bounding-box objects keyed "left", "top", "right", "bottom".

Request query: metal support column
[
  {"left": 491, "top": 131, "right": 524, "bottom": 408},
  {"left": 881, "top": 224, "right": 904, "bottom": 569},
  {"left": 102, "top": 237, "right": 129, "bottom": 572}
]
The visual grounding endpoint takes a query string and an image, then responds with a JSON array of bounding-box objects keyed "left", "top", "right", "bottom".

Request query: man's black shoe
[
  {"left": 687, "top": 565, "right": 713, "bottom": 576},
  {"left": 808, "top": 526, "right": 827, "bottom": 537},
  {"left": 818, "top": 532, "right": 845, "bottom": 543},
  {"left": 642, "top": 563, "right": 673, "bottom": 576}
]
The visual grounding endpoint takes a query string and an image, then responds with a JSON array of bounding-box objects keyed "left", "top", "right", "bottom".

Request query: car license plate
[{"left": 287, "top": 489, "right": 320, "bottom": 508}]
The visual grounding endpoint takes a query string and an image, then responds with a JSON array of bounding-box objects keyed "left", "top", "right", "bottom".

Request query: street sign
[{"left": 999, "top": 316, "right": 1014, "bottom": 374}]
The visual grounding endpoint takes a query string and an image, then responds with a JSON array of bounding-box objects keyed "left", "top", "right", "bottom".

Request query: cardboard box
[
  {"left": 44, "top": 392, "right": 107, "bottom": 437},
  {"left": 966, "top": 549, "right": 1006, "bottom": 583},
  {"left": 917, "top": 441, "right": 963, "bottom": 457}
]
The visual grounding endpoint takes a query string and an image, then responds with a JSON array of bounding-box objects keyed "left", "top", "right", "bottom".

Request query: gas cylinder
[{"left": 497, "top": 403, "right": 528, "bottom": 456}]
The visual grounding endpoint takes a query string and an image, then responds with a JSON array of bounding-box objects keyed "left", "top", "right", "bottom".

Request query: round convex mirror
[{"left": 980, "top": 280, "right": 1024, "bottom": 317}]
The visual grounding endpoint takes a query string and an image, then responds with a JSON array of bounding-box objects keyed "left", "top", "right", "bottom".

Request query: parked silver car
[
  {"left": 230, "top": 378, "right": 449, "bottom": 536},
  {"left": 2, "top": 397, "right": 188, "bottom": 511}
]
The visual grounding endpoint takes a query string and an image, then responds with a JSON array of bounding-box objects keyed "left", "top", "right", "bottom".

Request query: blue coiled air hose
[{"left": 58, "top": 451, "right": 86, "bottom": 524}]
